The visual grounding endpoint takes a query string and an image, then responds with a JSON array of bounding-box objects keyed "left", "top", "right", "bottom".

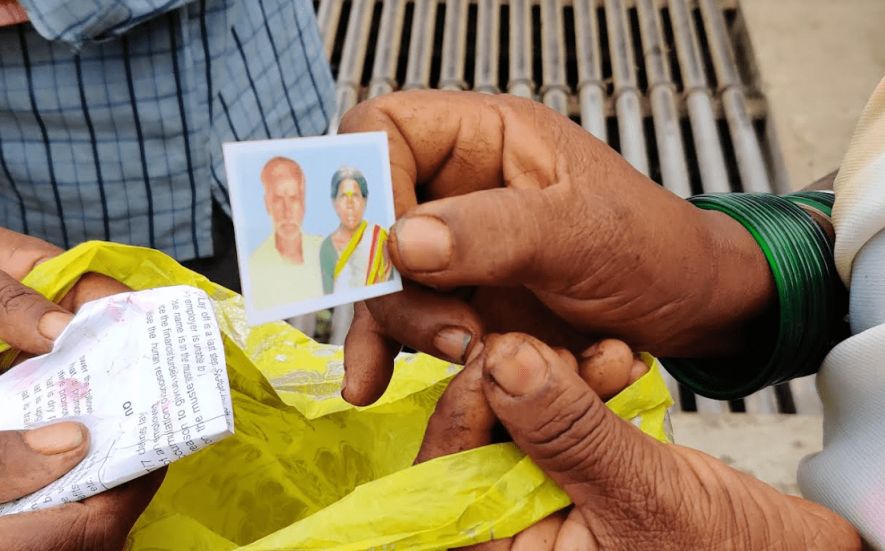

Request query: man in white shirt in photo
[{"left": 249, "top": 156, "right": 324, "bottom": 312}]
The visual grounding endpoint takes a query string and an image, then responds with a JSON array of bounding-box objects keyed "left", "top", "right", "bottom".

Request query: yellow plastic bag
[{"left": 5, "top": 242, "right": 673, "bottom": 551}]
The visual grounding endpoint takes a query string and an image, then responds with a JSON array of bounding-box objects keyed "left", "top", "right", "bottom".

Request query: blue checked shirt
[{"left": 0, "top": 0, "right": 335, "bottom": 261}]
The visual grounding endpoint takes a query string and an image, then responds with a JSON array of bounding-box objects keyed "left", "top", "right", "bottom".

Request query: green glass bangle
[
  {"left": 660, "top": 192, "right": 847, "bottom": 400},
  {"left": 787, "top": 190, "right": 835, "bottom": 216}
]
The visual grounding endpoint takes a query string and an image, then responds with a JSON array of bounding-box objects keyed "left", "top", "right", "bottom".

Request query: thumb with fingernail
[
  {"left": 0, "top": 269, "right": 74, "bottom": 356},
  {"left": 480, "top": 333, "right": 643, "bottom": 490},
  {"left": 479, "top": 333, "right": 698, "bottom": 549},
  {"left": 0, "top": 421, "right": 90, "bottom": 504}
]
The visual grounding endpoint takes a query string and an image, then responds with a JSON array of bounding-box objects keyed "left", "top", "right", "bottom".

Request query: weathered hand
[
  {"left": 0, "top": 229, "right": 122, "bottom": 355},
  {"left": 0, "top": 421, "right": 165, "bottom": 550},
  {"left": 0, "top": 227, "right": 166, "bottom": 549},
  {"left": 417, "top": 332, "right": 862, "bottom": 551},
  {"left": 414, "top": 336, "right": 648, "bottom": 467},
  {"left": 338, "top": 90, "right": 775, "bottom": 405}
]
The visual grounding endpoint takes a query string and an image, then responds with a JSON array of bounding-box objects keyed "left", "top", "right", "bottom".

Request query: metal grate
[{"left": 306, "top": 0, "right": 822, "bottom": 415}]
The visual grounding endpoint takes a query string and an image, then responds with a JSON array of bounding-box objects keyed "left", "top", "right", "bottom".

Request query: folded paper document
[{"left": 0, "top": 285, "right": 234, "bottom": 515}]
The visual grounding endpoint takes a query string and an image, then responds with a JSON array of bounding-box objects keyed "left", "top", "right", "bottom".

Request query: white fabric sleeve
[{"left": 797, "top": 75, "right": 885, "bottom": 549}]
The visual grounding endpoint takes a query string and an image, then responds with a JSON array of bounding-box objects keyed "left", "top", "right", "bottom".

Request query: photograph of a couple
[{"left": 224, "top": 132, "right": 401, "bottom": 326}]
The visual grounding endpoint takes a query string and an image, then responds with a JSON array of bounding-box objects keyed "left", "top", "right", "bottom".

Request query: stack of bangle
[{"left": 660, "top": 191, "right": 848, "bottom": 401}]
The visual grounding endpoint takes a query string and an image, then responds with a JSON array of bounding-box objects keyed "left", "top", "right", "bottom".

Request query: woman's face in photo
[{"left": 334, "top": 178, "right": 367, "bottom": 231}]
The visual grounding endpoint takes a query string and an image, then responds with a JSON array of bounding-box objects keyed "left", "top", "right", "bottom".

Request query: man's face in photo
[{"left": 265, "top": 172, "right": 306, "bottom": 239}]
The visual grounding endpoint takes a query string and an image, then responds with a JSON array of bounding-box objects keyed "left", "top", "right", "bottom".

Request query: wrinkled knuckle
[
  {"left": 82, "top": 506, "right": 127, "bottom": 551},
  {"left": 54, "top": 507, "right": 105, "bottom": 551},
  {"left": 523, "top": 389, "right": 611, "bottom": 474},
  {"left": 62, "top": 518, "right": 92, "bottom": 551},
  {"left": 0, "top": 280, "right": 40, "bottom": 316}
]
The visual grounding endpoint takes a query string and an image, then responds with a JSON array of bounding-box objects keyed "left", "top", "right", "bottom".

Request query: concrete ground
[
  {"left": 670, "top": 413, "right": 821, "bottom": 497},
  {"left": 670, "top": 0, "right": 885, "bottom": 497},
  {"left": 742, "top": 0, "right": 885, "bottom": 189}
]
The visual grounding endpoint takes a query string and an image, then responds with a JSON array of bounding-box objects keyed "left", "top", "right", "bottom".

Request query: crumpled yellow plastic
[{"left": 4, "top": 242, "right": 673, "bottom": 551}]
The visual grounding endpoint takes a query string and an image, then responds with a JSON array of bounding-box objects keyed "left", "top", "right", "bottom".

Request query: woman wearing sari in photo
[{"left": 320, "top": 166, "right": 393, "bottom": 294}]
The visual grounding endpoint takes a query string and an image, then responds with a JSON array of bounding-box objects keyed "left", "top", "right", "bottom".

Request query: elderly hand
[
  {"left": 0, "top": 421, "right": 164, "bottom": 550},
  {"left": 338, "top": 90, "right": 775, "bottom": 405},
  {"left": 417, "top": 333, "right": 862, "bottom": 551},
  {"left": 0, "top": 227, "right": 165, "bottom": 549}
]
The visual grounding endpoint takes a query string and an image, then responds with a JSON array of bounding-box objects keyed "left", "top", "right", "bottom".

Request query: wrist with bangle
[{"left": 660, "top": 191, "right": 848, "bottom": 401}]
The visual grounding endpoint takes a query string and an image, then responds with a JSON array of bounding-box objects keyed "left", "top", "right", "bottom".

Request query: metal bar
[
  {"left": 636, "top": 0, "right": 668, "bottom": 94},
  {"left": 636, "top": 0, "right": 691, "bottom": 197},
  {"left": 328, "top": 0, "right": 376, "bottom": 133},
  {"left": 614, "top": 93, "right": 647, "bottom": 174},
  {"left": 762, "top": 112, "right": 793, "bottom": 194},
  {"left": 696, "top": 0, "right": 740, "bottom": 88},
  {"left": 317, "top": 0, "right": 345, "bottom": 60},
  {"left": 440, "top": 0, "right": 469, "bottom": 90},
  {"left": 721, "top": 87, "right": 770, "bottom": 192},
  {"left": 649, "top": 86, "right": 691, "bottom": 196},
  {"left": 604, "top": 0, "right": 648, "bottom": 175},
  {"left": 695, "top": 395, "right": 727, "bottom": 414},
  {"left": 527, "top": 0, "right": 742, "bottom": 9},
  {"left": 579, "top": 86, "right": 608, "bottom": 142},
  {"left": 474, "top": 0, "right": 501, "bottom": 93},
  {"left": 743, "top": 388, "right": 779, "bottom": 415},
  {"left": 403, "top": 0, "right": 439, "bottom": 90},
  {"left": 368, "top": 0, "right": 407, "bottom": 98},
  {"left": 573, "top": 0, "right": 606, "bottom": 141},
  {"left": 684, "top": 94, "right": 729, "bottom": 192},
  {"left": 508, "top": 0, "right": 534, "bottom": 98},
  {"left": 698, "top": 0, "right": 769, "bottom": 193},
  {"left": 789, "top": 376, "right": 823, "bottom": 416},
  {"left": 329, "top": 87, "right": 358, "bottom": 135},
  {"left": 539, "top": 0, "right": 568, "bottom": 115},
  {"left": 668, "top": 0, "right": 729, "bottom": 192},
  {"left": 726, "top": 6, "right": 792, "bottom": 193},
  {"left": 604, "top": 0, "right": 638, "bottom": 92}
]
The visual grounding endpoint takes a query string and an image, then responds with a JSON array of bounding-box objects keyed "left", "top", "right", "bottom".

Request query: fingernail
[
  {"left": 433, "top": 327, "right": 471, "bottom": 362},
  {"left": 488, "top": 342, "right": 549, "bottom": 396},
  {"left": 393, "top": 216, "right": 452, "bottom": 272},
  {"left": 23, "top": 422, "right": 85, "bottom": 455},
  {"left": 37, "top": 310, "right": 72, "bottom": 341}
]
